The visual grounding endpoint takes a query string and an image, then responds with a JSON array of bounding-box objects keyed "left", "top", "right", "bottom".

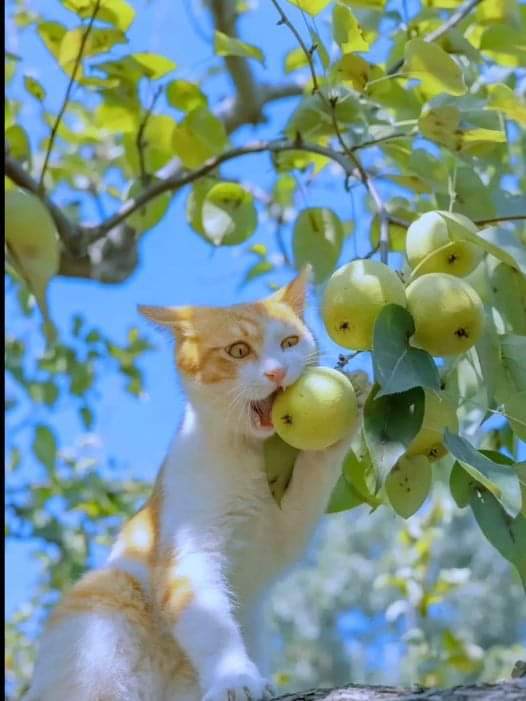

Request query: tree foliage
[{"left": 4, "top": 0, "right": 526, "bottom": 698}]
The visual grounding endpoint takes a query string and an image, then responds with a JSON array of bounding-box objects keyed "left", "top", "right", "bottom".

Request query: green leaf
[
  {"left": 59, "top": 27, "right": 127, "bottom": 68},
  {"left": 501, "top": 334, "right": 526, "bottom": 391},
  {"left": 263, "top": 434, "right": 299, "bottom": 507},
  {"left": 385, "top": 454, "right": 432, "bottom": 518},
  {"left": 332, "top": 4, "right": 369, "bottom": 53},
  {"left": 334, "top": 53, "right": 371, "bottom": 92},
  {"left": 284, "top": 47, "right": 309, "bottom": 73},
  {"left": 490, "top": 264, "right": 526, "bottom": 334},
  {"left": 95, "top": 101, "right": 138, "bottom": 133},
  {"left": 419, "top": 105, "right": 461, "bottom": 149},
  {"left": 172, "top": 108, "right": 228, "bottom": 169},
  {"left": 326, "top": 474, "right": 365, "bottom": 513},
  {"left": 126, "top": 177, "right": 171, "bottom": 235},
  {"left": 480, "top": 25, "right": 526, "bottom": 68},
  {"left": 444, "top": 430, "right": 522, "bottom": 517},
  {"left": 32, "top": 424, "right": 57, "bottom": 473},
  {"left": 372, "top": 304, "right": 440, "bottom": 397},
  {"left": 450, "top": 461, "right": 476, "bottom": 508},
  {"left": 123, "top": 114, "right": 177, "bottom": 175},
  {"left": 131, "top": 52, "right": 177, "bottom": 79},
  {"left": 186, "top": 177, "right": 217, "bottom": 235},
  {"left": 470, "top": 489, "right": 526, "bottom": 589},
  {"left": 61, "top": 0, "right": 136, "bottom": 31},
  {"left": 487, "top": 83, "right": 526, "bottom": 127},
  {"left": 24, "top": 75, "right": 46, "bottom": 101},
  {"left": 286, "top": 0, "right": 332, "bottom": 15},
  {"left": 214, "top": 31, "right": 264, "bottom": 64},
  {"left": 6, "top": 125, "right": 31, "bottom": 165},
  {"left": 38, "top": 22, "right": 67, "bottom": 59},
  {"left": 403, "top": 39, "right": 466, "bottom": 96},
  {"left": 292, "top": 208, "right": 344, "bottom": 283},
  {"left": 202, "top": 182, "right": 257, "bottom": 246},
  {"left": 166, "top": 80, "right": 207, "bottom": 112},
  {"left": 363, "top": 385, "right": 425, "bottom": 489},
  {"left": 243, "top": 260, "right": 273, "bottom": 285},
  {"left": 342, "top": 447, "right": 382, "bottom": 507},
  {"left": 477, "top": 228, "right": 526, "bottom": 274},
  {"left": 505, "top": 391, "right": 526, "bottom": 441}
]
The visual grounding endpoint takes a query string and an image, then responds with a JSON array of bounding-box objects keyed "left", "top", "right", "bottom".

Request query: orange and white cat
[{"left": 24, "top": 272, "right": 361, "bottom": 701}]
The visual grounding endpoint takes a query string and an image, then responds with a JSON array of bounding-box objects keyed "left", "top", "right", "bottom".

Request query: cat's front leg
[
  {"left": 158, "top": 536, "right": 274, "bottom": 701},
  {"left": 278, "top": 371, "right": 370, "bottom": 550}
]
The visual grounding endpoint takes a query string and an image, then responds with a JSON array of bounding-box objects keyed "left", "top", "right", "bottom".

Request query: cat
[{"left": 23, "top": 270, "right": 365, "bottom": 701}]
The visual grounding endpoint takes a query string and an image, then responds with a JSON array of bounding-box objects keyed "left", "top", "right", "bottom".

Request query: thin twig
[
  {"left": 270, "top": 0, "right": 319, "bottom": 94},
  {"left": 387, "top": 0, "right": 483, "bottom": 75},
  {"left": 352, "top": 132, "right": 411, "bottom": 152},
  {"left": 335, "top": 351, "right": 362, "bottom": 370},
  {"left": 39, "top": 0, "right": 101, "bottom": 192},
  {"left": 136, "top": 85, "right": 163, "bottom": 182}
]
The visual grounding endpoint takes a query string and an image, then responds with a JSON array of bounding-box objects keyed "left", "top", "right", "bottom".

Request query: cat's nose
[{"left": 264, "top": 367, "right": 286, "bottom": 386}]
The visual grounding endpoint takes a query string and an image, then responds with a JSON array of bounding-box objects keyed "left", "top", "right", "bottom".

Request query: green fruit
[
  {"left": 5, "top": 188, "right": 60, "bottom": 336},
  {"left": 385, "top": 454, "right": 432, "bottom": 518},
  {"left": 406, "top": 211, "right": 483, "bottom": 278},
  {"left": 271, "top": 367, "right": 358, "bottom": 450},
  {"left": 406, "top": 273, "right": 485, "bottom": 356},
  {"left": 322, "top": 259, "right": 407, "bottom": 350},
  {"left": 406, "top": 389, "right": 458, "bottom": 461}
]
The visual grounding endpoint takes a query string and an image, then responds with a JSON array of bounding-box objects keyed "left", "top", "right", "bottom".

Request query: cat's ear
[
  {"left": 137, "top": 305, "right": 193, "bottom": 340},
  {"left": 269, "top": 266, "right": 311, "bottom": 316}
]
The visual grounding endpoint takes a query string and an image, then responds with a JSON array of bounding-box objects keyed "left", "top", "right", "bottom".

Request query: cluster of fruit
[{"left": 272, "top": 212, "right": 487, "bottom": 511}]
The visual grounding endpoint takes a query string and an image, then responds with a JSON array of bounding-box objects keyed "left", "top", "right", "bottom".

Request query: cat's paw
[{"left": 203, "top": 664, "right": 274, "bottom": 701}]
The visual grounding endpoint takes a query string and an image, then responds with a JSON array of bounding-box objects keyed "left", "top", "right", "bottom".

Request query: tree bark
[{"left": 274, "top": 680, "right": 526, "bottom": 701}]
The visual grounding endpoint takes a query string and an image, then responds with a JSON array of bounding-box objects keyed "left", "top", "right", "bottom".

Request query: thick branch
[
  {"left": 388, "top": 0, "right": 483, "bottom": 74},
  {"left": 210, "top": 0, "right": 262, "bottom": 123},
  {"left": 274, "top": 680, "right": 526, "bottom": 701}
]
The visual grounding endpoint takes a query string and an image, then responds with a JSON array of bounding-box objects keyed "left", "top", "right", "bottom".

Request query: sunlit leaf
[
  {"left": 61, "top": 0, "right": 135, "bottom": 31},
  {"left": 172, "top": 108, "right": 228, "bottom": 169},
  {"left": 202, "top": 182, "right": 257, "bottom": 246},
  {"left": 292, "top": 208, "right": 344, "bottom": 283},
  {"left": 286, "top": 0, "right": 332, "bottom": 15},
  {"left": 487, "top": 83, "right": 526, "bottom": 126},
  {"left": 403, "top": 39, "right": 466, "bottom": 96},
  {"left": 214, "top": 31, "right": 264, "bottom": 64},
  {"left": 23, "top": 75, "right": 46, "bottom": 101},
  {"left": 332, "top": 4, "right": 369, "bottom": 53},
  {"left": 166, "top": 80, "right": 207, "bottom": 112}
]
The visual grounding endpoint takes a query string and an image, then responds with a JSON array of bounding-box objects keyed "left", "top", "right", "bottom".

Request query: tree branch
[
  {"left": 270, "top": 0, "right": 319, "bottom": 94},
  {"left": 38, "top": 0, "right": 101, "bottom": 191},
  {"left": 274, "top": 680, "right": 526, "bottom": 701},
  {"left": 136, "top": 85, "right": 163, "bottom": 182},
  {"left": 387, "top": 0, "right": 483, "bottom": 75},
  {"left": 210, "top": 0, "right": 262, "bottom": 123}
]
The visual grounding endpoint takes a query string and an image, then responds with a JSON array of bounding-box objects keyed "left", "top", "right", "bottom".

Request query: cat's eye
[
  {"left": 226, "top": 341, "right": 252, "bottom": 359},
  {"left": 281, "top": 335, "right": 299, "bottom": 350}
]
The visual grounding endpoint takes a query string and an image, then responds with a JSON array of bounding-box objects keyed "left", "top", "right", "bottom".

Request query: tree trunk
[{"left": 274, "top": 680, "right": 526, "bottom": 701}]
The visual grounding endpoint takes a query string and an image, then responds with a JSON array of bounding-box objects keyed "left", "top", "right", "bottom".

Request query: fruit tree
[{"left": 5, "top": 0, "right": 526, "bottom": 696}]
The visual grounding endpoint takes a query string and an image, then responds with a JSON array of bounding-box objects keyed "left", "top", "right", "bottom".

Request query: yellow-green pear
[
  {"left": 406, "top": 389, "right": 458, "bottom": 461},
  {"left": 385, "top": 454, "right": 432, "bottom": 518},
  {"left": 406, "top": 273, "right": 485, "bottom": 356},
  {"left": 322, "top": 259, "right": 407, "bottom": 350},
  {"left": 271, "top": 367, "right": 358, "bottom": 450},
  {"left": 5, "top": 188, "right": 60, "bottom": 337},
  {"left": 406, "top": 211, "right": 483, "bottom": 278}
]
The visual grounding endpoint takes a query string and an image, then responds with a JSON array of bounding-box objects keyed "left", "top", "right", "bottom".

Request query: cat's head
[{"left": 139, "top": 270, "right": 317, "bottom": 439}]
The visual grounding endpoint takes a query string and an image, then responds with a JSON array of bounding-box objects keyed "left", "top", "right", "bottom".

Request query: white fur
[{"left": 24, "top": 312, "right": 359, "bottom": 701}]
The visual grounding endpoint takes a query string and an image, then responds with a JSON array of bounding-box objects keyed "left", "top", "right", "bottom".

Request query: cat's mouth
[{"left": 249, "top": 390, "right": 279, "bottom": 432}]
